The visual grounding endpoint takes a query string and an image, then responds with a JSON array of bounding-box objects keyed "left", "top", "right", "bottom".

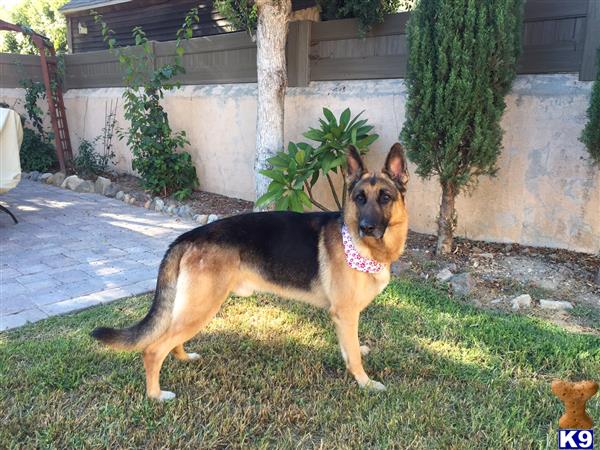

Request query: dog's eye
[
  {"left": 379, "top": 192, "right": 392, "bottom": 204},
  {"left": 355, "top": 192, "right": 366, "bottom": 205}
]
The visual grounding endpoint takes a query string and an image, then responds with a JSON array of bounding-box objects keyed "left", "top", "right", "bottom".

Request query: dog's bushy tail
[{"left": 90, "top": 243, "right": 187, "bottom": 351}]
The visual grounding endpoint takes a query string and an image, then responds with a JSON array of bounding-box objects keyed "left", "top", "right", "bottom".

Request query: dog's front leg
[{"left": 330, "top": 308, "right": 386, "bottom": 391}]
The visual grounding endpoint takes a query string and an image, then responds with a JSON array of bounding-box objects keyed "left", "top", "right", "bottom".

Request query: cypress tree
[
  {"left": 401, "top": 0, "right": 523, "bottom": 254},
  {"left": 580, "top": 48, "right": 600, "bottom": 166}
]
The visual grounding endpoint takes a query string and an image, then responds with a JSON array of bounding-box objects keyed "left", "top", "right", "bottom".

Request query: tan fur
[{"left": 133, "top": 146, "right": 409, "bottom": 400}]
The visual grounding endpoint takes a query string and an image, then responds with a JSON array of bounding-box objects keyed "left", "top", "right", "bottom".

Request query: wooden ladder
[{"left": 39, "top": 46, "right": 73, "bottom": 172}]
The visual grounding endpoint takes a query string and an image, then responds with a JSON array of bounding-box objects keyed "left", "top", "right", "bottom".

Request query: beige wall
[{"left": 2, "top": 74, "right": 598, "bottom": 253}]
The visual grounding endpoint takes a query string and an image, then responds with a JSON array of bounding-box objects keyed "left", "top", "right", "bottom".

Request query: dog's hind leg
[
  {"left": 143, "top": 253, "right": 236, "bottom": 401},
  {"left": 171, "top": 344, "right": 200, "bottom": 361}
]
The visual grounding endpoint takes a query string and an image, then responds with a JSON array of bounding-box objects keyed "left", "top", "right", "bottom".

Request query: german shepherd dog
[{"left": 92, "top": 144, "right": 409, "bottom": 400}]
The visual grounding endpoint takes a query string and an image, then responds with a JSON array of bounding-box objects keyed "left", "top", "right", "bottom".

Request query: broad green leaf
[
  {"left": 323, "top": 108, "right": 337, "bottom": 127},
  {"left": 339, "top": 108, "right": 351, "bottom": 129},
  {"left": 357, "top": 134, "right": 379, "bottom": 148},
  {"left": 255, "top": 189, "right": 280, "bottom": 208},
  {"left": 260, "top": 169, "right": 287, "bottom": 184}
]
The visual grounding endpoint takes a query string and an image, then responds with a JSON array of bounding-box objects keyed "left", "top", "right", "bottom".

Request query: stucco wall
[{"left": 2, "top": 74, "right": 598, "bottom": 253}]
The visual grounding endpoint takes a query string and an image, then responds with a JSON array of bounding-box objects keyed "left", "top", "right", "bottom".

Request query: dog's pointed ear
[
  {"left": 384, "top": 143, "right": 409, "bottom": 189},
  {"left": 346, "top": 145, "right": 365, "bottom": 180}
]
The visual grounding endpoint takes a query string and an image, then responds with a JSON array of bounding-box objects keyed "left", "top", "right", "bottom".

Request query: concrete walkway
[{"left": 0, "top": 180, "right": 195, "bottom": 331}]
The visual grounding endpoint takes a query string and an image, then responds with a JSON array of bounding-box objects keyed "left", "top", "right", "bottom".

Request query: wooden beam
[
  {"left": 287, "top": 21, "right": 311, "bottom": 87},
  {"left": 580, "top": 0, "right": 600, "bottom": 81}
]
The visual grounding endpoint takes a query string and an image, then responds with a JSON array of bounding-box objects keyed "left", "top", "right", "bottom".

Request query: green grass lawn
[{"left": 1, "top": 279, "right": 598, "bottom": 449}]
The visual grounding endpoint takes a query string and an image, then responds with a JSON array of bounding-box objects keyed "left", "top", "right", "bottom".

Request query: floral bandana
[{"left": 341, "top": 224, "right": 384, "bottom": 274}]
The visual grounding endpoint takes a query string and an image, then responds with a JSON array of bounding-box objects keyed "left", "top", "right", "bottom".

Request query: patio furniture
[{"left": 0, "top": 108, "right": 23, "bottom": 224}]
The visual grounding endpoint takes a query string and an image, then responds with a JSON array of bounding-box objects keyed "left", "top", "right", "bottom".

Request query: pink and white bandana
[{"left": 341, "top": 224, "right": 384, "bottom": 274}]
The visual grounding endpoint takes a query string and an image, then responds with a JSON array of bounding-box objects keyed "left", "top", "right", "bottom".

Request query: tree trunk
[
  {"left": 436, "top": 181, "right": 457, "bottom": 255},
  {"left": 254, "top": 0, "right": 291, "bottom": 210}
]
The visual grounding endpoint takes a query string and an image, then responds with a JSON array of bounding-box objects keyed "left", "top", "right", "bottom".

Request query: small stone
[
  {"left": 21, "top": 171, "right": 29, "bottom": 178},
  {"left": 471, "top": 246, "right": 483, "bottom": 253},
  {"left": 511, "top": 294, "right": 532, "bottom": 310},
  {"left": 196, "top": 214, "right": 208, "bottom": 225},
  {"left": 447, "top": 263, "right": 458, "bottom": 272},
  {"left": 94, "top": 176, "right": 112, "bottom": 195},
  {"left": 29, "top": 170, "right": 41, "bottom": 181},
  {"left": 166, "top": 205, "right": 177, "bottom": 215},
  {"left": 539, "top": 299, "right": 573, "bottom": 310},
  {"left": 153, "top": 198, "right": 164, "bottom": 212},
  {"left": 595, "top": 268, "right": 600, "bottom": 286},
  {"left": 479, "top": 253, "right": 494, "bottom": 259},
  {"left": 104, "top": 183, "right": 121, "bottom": 198},
  {"left": 123, "top": 193, "right": 131, "bottom": 203},
  {"left": 436, "top": 268, "right": 454, "bottom": 282},
  {"left": 144, "top": 200, "right": 151, "bottom": 209},
  {"left": 115, "top": 191, "right": 125, "bottom": 200},
  {"left": 74, "top": 180, "right": 95, "bottom": 193},
  {"left": 535, "top": 278, "right": 560, "bottom": 291},
  {"left": 391, "top": 260, "right": 411, "bottom": 275},
  {"left": 177, "top": 205, "right": 192, "bottom": 219},
  {"left": 39, "top": 173, "right": 53, "bottom": 182},
  {"left": 450, "top": 273, "right": 474, "bottom": 296},
  {"left": 128, "top": 197, "right": 136, "bottom": 204},
  {"left": 61, "top": 175, "right": 84, "bottom": 190},
  {"left": 50, "top": 172, "right": 66, "bottom": 187},
  {"left": 491, "top": 298, "right": 504, "bottom": 304},
  {"left": 207, "top": 214, "right": 219, "bottom": 223},
  {"left": 504, "top": 244, "right": 513, "bottom": 252}
]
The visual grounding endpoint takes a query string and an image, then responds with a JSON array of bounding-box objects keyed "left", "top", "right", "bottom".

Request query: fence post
[
  {"left": 580, "top": 0, "right": 600, "bottom": 81},
  {"left": 287, "top": 21, "right": 311, "bottom": 87}
]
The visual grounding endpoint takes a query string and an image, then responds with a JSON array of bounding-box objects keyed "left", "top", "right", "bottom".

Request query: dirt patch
[{"left": 396, "top": 232, "right": 600, "bottom": 334}]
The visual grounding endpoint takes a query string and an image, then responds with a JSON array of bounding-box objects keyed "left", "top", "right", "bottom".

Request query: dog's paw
[
  {"left": 359, "top": 345, "right": 371, "bottom": 356},
  {"left": 187, "top": 352, "right": 200, "bottom": 361},
  {"left": 360, "top": 379, "right": 386, "bottom": 391},
  {"left": 156, "top": 390, "right": 176, "bottom": 401}
]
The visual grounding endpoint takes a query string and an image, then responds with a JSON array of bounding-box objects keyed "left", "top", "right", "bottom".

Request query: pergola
[{"left": 0, "top": 19, "right": 72, "bottom": 172}]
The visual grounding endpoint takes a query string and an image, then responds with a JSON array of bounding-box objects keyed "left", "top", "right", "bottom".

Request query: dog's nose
[{"left": 359, "top": 221, "right": 376, "bottom": 236}]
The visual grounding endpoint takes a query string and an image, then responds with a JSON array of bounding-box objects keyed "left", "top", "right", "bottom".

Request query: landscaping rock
[
  {"left": 436, "top": 268, "right": 454, "bottom": 282},
  {"left": 153, "top": 198, "right": 164, "bottom": 212},
  {"left": 391, "top": 259, "right": 411, "bottom": 275},
  {"left": 50, "top": 172, "right": 66, "bottom": 187},
  {"left": 94, "top": 176, "right": 112, "bottom": 195},
  {"left": 479, "top": 252, "right": 494, "bottom": 259},
  {"left": 103, "top": 183, "right": 121, "bottom": 197},
  {"left": 450, "top": 273, "right": 474, "bottom": 296},
  {"left": 535, "top": 278, "right": 560, "bottom": 291},
  {"left": 144, "top": 200, "right": 151, "bottom": 209},
  {"left": 29, "top": 171, "right": 40, "bottom": 181},
  {"left": 196, "top": 214, "right": 208, "bottom": 225},
  {"left": 511, "top": 294, "right": 532, "bottom": 310},
  {"left": 177, "top": 205, "right": 192, "bottom": 219},
  {"left": 122, "top": 193, "right": 132, "bottom": 203},
  {"left": 115, "top": 191, "right": 125, "bottom": 200},
  {"left": 166, "top": 205, "right": 177, "bottom": 215},
  {"left": 207, "top": 214, "right": 219, "bottom": 224},
  {"left": 74, "top": 180, "right": 95, "bottom": 193},
  {"left": 595, "top": 268, "right": 600, "bottom": 286},
  {"left": 61, "top": 175, "right": 84, "bottom": 191},
  {"left": 21, "top": 172, "right": 28, "bottom": 179},
  {"left": 539, "top": 299, "right": 573, "bottom": 310},
  {"left": 39, "top": 173, "right": 53, "bottom": 183}
]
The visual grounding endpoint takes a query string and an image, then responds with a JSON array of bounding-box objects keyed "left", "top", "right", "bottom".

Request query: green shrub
[
  {"left": 319, "top": 0, "right": 413, "bottom": 34},
  {"left": 20, "top": 128, "right": 57, "bottom": 172},
  {"left": 94, "top": 10, "right": 199, "bottom": 199},
  {"left": 401, "top": 0, "right": 523, "bottom": 254},
  {"left": 256, "top": 108, "right": 378, "bottom": 212},
  {"left": 580, "top": 48, "right": 600, "bottom": 165},
  {"left": 18, "top": 78, "right": 58, "bottom": 172}
]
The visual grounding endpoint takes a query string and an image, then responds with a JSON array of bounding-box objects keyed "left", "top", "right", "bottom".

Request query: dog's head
[{"left": 344, "top": 143, "right": 409, "bottom": 240}]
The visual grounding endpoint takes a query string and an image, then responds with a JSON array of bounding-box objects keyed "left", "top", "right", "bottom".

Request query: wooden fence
[{"left": 1, "top": 0, "right": 598, "bottom": 90}]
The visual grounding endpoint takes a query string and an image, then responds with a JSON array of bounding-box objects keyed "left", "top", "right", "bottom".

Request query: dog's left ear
[{"left": 384, "top": 143, "right": 409, "bottom": 190}]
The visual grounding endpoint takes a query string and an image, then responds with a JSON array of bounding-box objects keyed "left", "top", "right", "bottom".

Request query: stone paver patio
[{"left": 0, "top": 179, "right": 195, "bottom": 331}]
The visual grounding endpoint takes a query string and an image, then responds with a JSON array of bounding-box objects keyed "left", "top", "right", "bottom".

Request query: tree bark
[
  {"left": 436, "top": 181, "right": 457, "bottom": 255},
  {"left": 254, "top": 0, "right": 291, "bottom": 210}
]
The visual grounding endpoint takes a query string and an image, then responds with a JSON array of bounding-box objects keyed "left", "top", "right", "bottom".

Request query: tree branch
[
  {"left": 326, "top": 173, "right": 342, "bottom": 210},
  {"left": 304, "top": 182, "right": 330, "bottom": 211}
]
